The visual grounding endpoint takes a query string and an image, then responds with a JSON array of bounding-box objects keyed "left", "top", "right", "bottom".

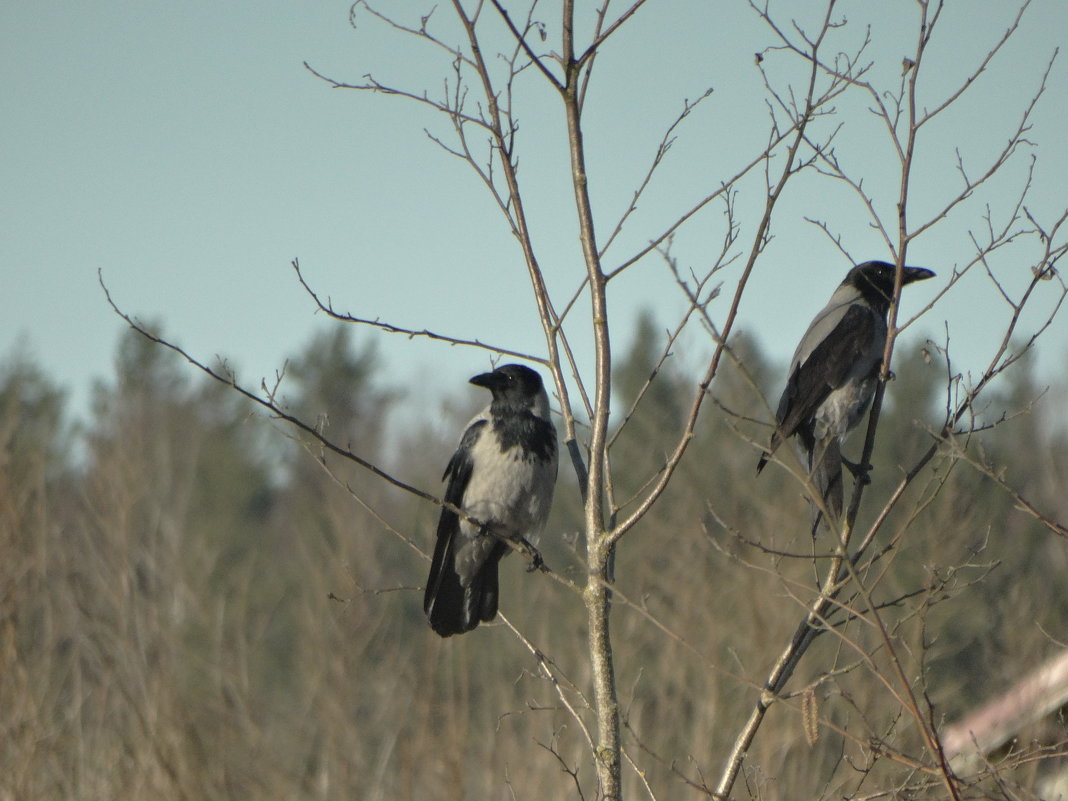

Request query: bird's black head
[
  {"left": 470, "top": 363, "right": 546, "bottom": 411},
  {"left": 846, "top": 260, "right": 935, "bottom": 311}
]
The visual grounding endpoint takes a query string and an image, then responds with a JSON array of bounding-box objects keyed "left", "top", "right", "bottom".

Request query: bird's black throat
[{"left": 490, "top": 408, "right": 556, "bottom": 462}]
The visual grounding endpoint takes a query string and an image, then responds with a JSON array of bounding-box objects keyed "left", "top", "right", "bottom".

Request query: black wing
[
  {"left": 776, "top": 304, "right": 875, "bottom": 440},
  {"left": 758, "top": 304, "right": 875, "bottom": 471},
  {"left": 424, "top": 420, "right": 504, "bottom": 637}
]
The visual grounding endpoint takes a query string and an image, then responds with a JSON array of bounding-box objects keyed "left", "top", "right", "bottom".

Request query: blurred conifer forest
[{"left": 2, "top": 317, "right": 1066, "bottom": 801}]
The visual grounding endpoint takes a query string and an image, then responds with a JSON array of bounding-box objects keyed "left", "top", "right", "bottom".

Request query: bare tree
[{"left": 104, "top": 1, "right": 1067, "bottom": 799}]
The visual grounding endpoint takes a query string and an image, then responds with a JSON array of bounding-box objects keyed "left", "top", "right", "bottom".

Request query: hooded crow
[
  {"left": 424, "top": 363, "right": 558, "bottom": 637},
  {"left": 757, "top": 260, "right": 935, "bottom": 530}
]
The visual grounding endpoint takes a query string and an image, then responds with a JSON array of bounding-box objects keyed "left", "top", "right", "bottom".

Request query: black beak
[
  {"left": 469, "top": 371, "right": 498, "bottom": 389},
  {"left": 902, "top": 266, "right": 936, "bottom": 284}
]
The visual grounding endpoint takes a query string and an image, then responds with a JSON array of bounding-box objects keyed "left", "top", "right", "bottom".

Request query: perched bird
[
  {"left": 757, "top": 260, "right": 935, "bottom": 530},
  {"left": 424, "top": 363, "right": 558, "bottom": 637}
]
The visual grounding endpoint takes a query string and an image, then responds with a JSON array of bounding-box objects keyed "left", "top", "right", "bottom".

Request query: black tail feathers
[{"left": 424, "top": 547, "right": 503, "bottom": 638}]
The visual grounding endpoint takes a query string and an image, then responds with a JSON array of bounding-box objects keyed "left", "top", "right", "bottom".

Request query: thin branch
[
  {"left": 488, "top": 0, "right": 563, "bottom": 90},
  {"left": 499, "top": 613, "right": 597, "bottom": 751},
  {"left": 577, "top": 0, "right": 653, "bottom": 67},
  {"left": 291, "top": 259, "right": 543, "bottom": 363},
  {"left": 611, "top": 0, "right": 836, "bottom": 551},
  {"left": 101, "top": 271, "right": 440, "bottom": 507},
  {"left": 598, "top": 88, "right": 716, "bottom": 260}
]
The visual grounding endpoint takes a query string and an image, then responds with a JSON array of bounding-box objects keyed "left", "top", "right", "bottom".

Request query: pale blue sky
[{"left": 2, "top": 1, "right": 1065, "bottom": 426}]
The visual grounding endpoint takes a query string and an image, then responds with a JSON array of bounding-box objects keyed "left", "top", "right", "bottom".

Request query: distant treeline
[{"left": 1, "top": 318, "right": 1065, "bottom": 800}]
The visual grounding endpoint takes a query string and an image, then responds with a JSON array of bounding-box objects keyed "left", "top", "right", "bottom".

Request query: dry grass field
[{"left": 2, "top": 327, "right": 1066, "bottom": 800}]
